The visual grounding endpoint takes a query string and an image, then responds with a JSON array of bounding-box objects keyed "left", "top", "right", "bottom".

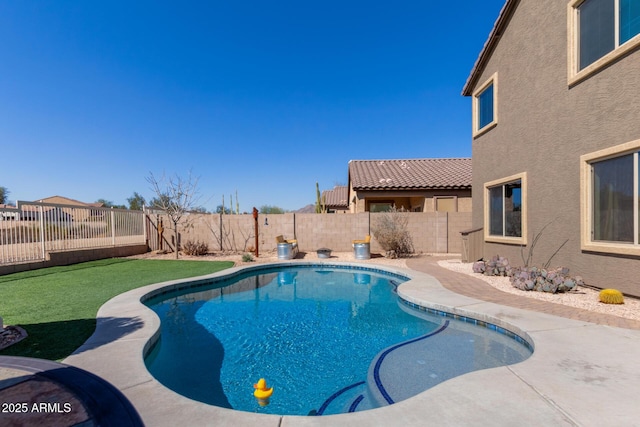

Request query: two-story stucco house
[{"left": 463, "top": 0, "right": 640, "bottom": 295}]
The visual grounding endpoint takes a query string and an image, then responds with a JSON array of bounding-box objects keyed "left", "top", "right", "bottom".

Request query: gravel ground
[{"left": 437, "top": 259, "right": 640, "bottom": 321}]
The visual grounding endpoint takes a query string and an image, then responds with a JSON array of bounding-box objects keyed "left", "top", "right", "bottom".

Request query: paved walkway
[
  {"left": 407, "top": 257, "right": 640, "bottom": 330},
  {"left": 0, "top": 356, "right": 143, "bottom": 426}
]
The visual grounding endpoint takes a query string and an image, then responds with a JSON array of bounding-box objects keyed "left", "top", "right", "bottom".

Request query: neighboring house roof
[
  {"left": 36, "top": 195, "right": 104, "bottom": 208},
  {"left": 462, "top": 0, "right": 518, "bottom": 96},
  {"left": 322, "top": 186, "right": 348, "bottom": 208},
  {"left": 349, "top": 158, "right": 472, "bottom": 190}
]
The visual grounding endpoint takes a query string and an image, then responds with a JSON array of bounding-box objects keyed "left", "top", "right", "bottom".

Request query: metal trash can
[
  {"left": 353, "top": 243, "right": 370, "bottom": 260},
  {"left": 277, "top": 243, "right": 293, "bottom": 260},
  {"left": 317, "top": 248, "right": 332, "bottom": 259}
]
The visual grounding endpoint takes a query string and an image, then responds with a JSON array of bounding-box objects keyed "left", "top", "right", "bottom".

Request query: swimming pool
[{"left": 144, "top": 264, "right": 532, "bottom": 416}]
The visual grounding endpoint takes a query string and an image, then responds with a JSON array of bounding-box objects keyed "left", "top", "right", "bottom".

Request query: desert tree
[
  {"left": 146, "top": 170, "right": 201, "bottom": 259},
  {"left": 96, "top": 199, "right": 126, "bottom": 209},
  {"left": 0, "top": 187, "right": 10, "bottom": 205},
  {"left": 259, "top": 205, "right": 285, "bottom": 214},
  {"left": 216, "top": 205, "right": 232, "bottom": 214},
  {"left": 127, "top": 192, "right": 146, "bottom": 210}
]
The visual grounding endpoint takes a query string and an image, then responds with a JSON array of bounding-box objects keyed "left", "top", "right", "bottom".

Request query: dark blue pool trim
[
  {"left": 316, "top": 381, "right": 365, "bottom": 416},
  {"left": 373, "top": 321, "right": 450, "bottom": 405},
  {"left": 400, "top": 298, "right": 534, "bottom": 353},
  {"left": 349, "top": 395, "right": 364, "bottom": 413},
  {"left": 389, "top": 279, "right": 400, "bottom": 294}
]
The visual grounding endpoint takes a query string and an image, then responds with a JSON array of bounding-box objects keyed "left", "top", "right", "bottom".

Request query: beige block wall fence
[
  {"left": 171, "top": 211, "right": 471, "bottom": 255},
  {"left": 0, "top": 212, "right": 470, "bottom": 275}
]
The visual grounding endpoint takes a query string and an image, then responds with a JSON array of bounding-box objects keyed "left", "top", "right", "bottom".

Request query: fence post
[
  {"left": 219, "top": 213, "right": 223, "bottom": 251},
  {"left": 253, "top": 207, "right": 259, "bottom": 257},
  {"left": 445, "top": 212, "right": 449, "bottom": 253},
  {"left": 143, "top": 207, "right": 148, "bottom": 247},
  {"left": 39, "top": 205, "right": 45, "bottom": 260},
  {"left": 111, "top": 208, "right": 116, "bottom": 246}
]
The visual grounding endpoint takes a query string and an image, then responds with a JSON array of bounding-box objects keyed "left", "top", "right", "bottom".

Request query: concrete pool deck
[{"left": 40, "top": 258, "right": 640, "bottom": 425}]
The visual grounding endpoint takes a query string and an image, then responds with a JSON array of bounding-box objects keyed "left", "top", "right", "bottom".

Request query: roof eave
[
  {"left": 353, "top": 185, "right": 472, "bottom": 191},
  {"left": 462, "top": 0, "right": 519, "bottom": 96}
]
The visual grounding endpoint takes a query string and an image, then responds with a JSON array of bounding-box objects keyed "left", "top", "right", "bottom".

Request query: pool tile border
[
  {"left": 142, "top": 262, "right": 410, "bottom": 306},
  {"left": 399, "top": 298, "right": 534, "bottom": 352}
]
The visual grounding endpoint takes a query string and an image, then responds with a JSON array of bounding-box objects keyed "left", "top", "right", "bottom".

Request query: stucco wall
[{"left": 469, "top": 0, "right": 640, "bottom": 294}]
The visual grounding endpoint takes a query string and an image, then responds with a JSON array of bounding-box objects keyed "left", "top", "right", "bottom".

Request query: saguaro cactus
[{"left": 315, "top": 182, "right": 326, "bottom": 213}]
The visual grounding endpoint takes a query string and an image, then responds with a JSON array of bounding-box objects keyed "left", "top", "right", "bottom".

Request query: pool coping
[{"left": 63, "top": 260, "right": 640, "bottom": 426}]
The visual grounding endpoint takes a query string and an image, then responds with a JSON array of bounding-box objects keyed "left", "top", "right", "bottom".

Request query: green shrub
[{"left": 242, "top": 253, "right": 254, "bottom": 262}]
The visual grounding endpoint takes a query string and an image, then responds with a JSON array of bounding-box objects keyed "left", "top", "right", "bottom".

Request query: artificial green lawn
[{"left": 0, "top": 258, "right": 233, "bottom": 361}]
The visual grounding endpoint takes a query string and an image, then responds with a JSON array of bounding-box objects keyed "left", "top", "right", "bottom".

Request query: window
[
  {"left": 569, "top": 0, "right": 640, "bottom": 83},
  {"left": 477, "top": 84, "right": 494, "bottom": 128},
  {"left": 484, "top": 173, "right": 527, "bottom": 244},
  {"left": 581, "top": 139, "right": 640, "bottom": 255},
  {"left": 592, "top": 154, "right": 634, "bottom": 242},
  {"left": 621, "top": 0, "right": 640, "bottom": 43},
  {"left": 472, "top": 73, "right": 498, "bottom": 137},
  {"left": 578, "top": 0, "right": 616, "bottom": 70},
  {"left": 369, "top": 202, "right": 393, "bottom": 212}
]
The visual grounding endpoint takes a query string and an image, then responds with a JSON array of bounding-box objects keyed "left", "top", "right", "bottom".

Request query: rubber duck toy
[{"left": 253, "top": 378, "right": 273, "bottom": 405}]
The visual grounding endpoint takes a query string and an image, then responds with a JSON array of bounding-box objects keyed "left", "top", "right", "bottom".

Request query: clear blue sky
[{"left": 1, "top": 1, "right": 504, "bottom": 212}]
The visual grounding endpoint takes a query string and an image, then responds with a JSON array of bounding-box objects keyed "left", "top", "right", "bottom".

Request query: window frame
[
  {"left": 472, "top": 73, "right": 498, "bottom": 138},
  {"left": 434, "top": 196, "right": 458, "bottom": 213},
  {"left": 580, "top": 138, "right": 640, "bottom": 256},
  {"left": 367, "top": 201, "right": 394, "bottom": 212},
  {"left": 568, "top": 0, "right": 640, "bottom": 85},
  {"left": 484, "top": 172, "right": 528, "bottom": 245}
]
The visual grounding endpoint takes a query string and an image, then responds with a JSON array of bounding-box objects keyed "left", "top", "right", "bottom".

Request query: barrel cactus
[{"left": 599, "top": 289, "right": 624, "bottom": 304}]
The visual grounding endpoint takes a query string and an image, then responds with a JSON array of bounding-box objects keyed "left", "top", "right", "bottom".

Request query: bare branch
[{"left": 146, "top": 170, "right": 202, "bottom": 258}]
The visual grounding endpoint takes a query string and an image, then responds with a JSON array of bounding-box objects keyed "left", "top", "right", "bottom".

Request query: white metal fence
[{"left": 0, "top": 201, "right": 147, "bottom": 265}]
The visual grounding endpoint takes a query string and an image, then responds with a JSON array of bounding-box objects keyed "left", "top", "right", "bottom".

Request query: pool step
[
  {"left": 314, "top": 381, "right": 374, "bottom": 415},
  {"left": 366, "top": 320, "right": 453, "bottom": 408}
]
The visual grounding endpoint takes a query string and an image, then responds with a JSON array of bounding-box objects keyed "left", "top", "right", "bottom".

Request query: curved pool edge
[{"left": 63, "top": 260, "right": 640, "bottom": 427}]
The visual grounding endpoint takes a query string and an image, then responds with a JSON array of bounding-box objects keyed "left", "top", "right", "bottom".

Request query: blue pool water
[{"left": 144, "top": 265, "right": 532, "bottom": 416}]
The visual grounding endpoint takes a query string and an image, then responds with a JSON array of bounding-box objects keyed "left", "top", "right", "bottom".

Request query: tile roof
[
  {"left": 322, "top": 186, "right": 348, "bottom": 208},
  {"left": 36, "top": 196, "right": 101, "bottom": 207},
  {"left": 349, "top": 158, "right": 472, "bottom": 190}
]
